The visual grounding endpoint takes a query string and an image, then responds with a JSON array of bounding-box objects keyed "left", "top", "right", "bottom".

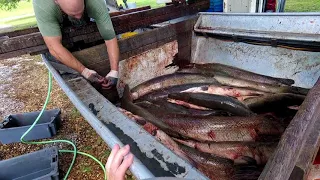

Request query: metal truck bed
[{"left": 43, "top": 13, "right": 320, "bottom": 179}]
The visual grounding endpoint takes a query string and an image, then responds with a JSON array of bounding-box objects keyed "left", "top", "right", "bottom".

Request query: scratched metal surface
[
  {"left": 118, "top": 41, "right": 179, "bottom": 95},
  {"left": 194, "top": 13, "right": 320, "bottom": 42},
  {"left": 191, "top": 36, "right": 320, "bottom": 88}
]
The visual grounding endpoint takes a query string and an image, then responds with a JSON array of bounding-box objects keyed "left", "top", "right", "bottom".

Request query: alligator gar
[
  {"left": 131, "top": 73, "right": 220, "bottom": 100},
  {"left": 180, "top": 144, "right": 235, "bottom": 180},
  {"left": 136, "top": 100, "right": 233, "bottom": 117},
  {"left": 174, "top": 139, "right": 277, "bottom": 165},
  {"left": 160, "top": 114, "right": 284, "bottom": 142},
  {"left": 135, "top": 83, "right": 213, "bottom": 102},
  {"left": 181, "top": 85, "right": 266, "bottom": 101},
  {"left": 244, "top": 93, "right": 306, "bottom": 113},
  {"left": 168, "top": 93, "right": 254, "bottom": 116},
  {"left": 179, "top": 63, "right": 295, "bottom": 86}
]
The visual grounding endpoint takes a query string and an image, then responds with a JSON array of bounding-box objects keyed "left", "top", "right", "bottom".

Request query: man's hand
[
  {"left": 102, "top": 70, "right": 119, "bottom": 89},
  {"left": 105, "top": 144, "right": 134, "bottom": 180},
  {"left": 81, "top": 68, "right": 104, "bottom": 83}
]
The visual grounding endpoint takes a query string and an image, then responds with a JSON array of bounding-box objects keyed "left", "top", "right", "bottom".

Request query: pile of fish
[{"left": 120, "top": 63, "right": 308, "bottom": 180}]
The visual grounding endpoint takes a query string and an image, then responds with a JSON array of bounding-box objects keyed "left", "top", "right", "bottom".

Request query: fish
[
  {"left": 177, "top": 66, "right": 308, "bottom": 95},
  {"left": 181, "top": 85, "right": 266, "bottom": 100},
  {"left": 135, "top": 100, "right": 191, "bottom": 115},
  {"left": 153, "top": 129, "right": 192, "bottom": 165},
  {"left": 121, "top": 84, "right": 183, "bottom": 138},
  {"left": 167, "top": 98, "right": 212, "bottom": 110},
  {"left": 181, "top": 144, "right": 262, "bottom": 180},
  {"left": 130, "top": 73, "right": 220, "bottom": 100},
  {"left": 179, "top": 144, "right": 236, "bottom": 180},
  {"left": 152, "top": 99, "right": 231, "bottom": 116},
  {"left": 210, "top": 75, "right": 309, "bottom": 95},
  {"left": 244, "top": 93, "right": 306, "bottom": 113},
  {"left": 135, "top": 83, "right": 213, "bottom": 102},
  {"left": 120, "top": 105, "right": 193, "bottom": 164},
  {"left": 174, "top": 139, "right": 277, "bottom": 165},
  {"left": 160, "top": 114, "right": 284, "bottom": 142},
  {"left": 168, "top": 93, "right": 254, "bottom": 116},
  {"left": 136, "top": 100, "right": 232, "bottom": 117},
  {"left": 118, "top": 107, "right": 147, "bottom": 125},
  {"left": 179, "top": 63, "right": 295, "bottom": 86}
]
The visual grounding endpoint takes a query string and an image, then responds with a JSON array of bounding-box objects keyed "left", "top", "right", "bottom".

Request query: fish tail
[
  {"left": 277, "top": 78, "right": 295, "bottom": 86},
  {"left": 233, "top": 164, "right": 262, "bottom": 180}
]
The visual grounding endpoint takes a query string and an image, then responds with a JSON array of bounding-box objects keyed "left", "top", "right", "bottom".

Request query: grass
[
  {"left": 285, "top": 0, "right": 320, "bottom": 12},
  {"left": 116, "top": 0, "right": 164, "bottom": 8},
  {"left": 0, "top": 1, "right": 36, "bottom": 31},
  {"left": 0, "top": 1, "right": 34, "bottom": 19},
  {"left": 81, "top": 166, "right": 93, "bottom": 173},
  {"left": 4, "top": 15, "right": 37, "bottom": 30},
  {"left": 71, "top": 107, "right": 81, "bottom": 119}
]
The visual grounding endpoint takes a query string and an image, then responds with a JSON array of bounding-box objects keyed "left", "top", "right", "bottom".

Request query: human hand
[
  {"left": 102, "top": 70, "right": 119, "bottom": 89},
  {"left": 81, "top": 68, "right": 104, "bottom": 83},
  {"left": 105, "top": 144, "right": 134, "bottom": 180}
]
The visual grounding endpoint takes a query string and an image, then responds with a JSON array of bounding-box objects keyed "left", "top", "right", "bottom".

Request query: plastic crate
[
  {"left": 0, "top": 109, "right": 61, "bottom": 144},
  {"left": 0, "top": 146, "right": 59, "bottom": 180}
]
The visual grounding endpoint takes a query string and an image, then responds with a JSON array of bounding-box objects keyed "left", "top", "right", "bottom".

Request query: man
[{"left": 33, "top": 0, "right": 119, "bottom": 87}]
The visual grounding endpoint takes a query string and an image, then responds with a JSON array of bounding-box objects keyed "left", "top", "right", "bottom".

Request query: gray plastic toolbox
[
  {"left": 0, "top": 146, "right": 59, "bottom": 180},
  {"left": 0, "top": 109, "right": 61, "bottom": 144}
]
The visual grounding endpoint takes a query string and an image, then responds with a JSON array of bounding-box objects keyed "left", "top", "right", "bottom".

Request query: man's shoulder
[
  {"left": 33, "top": 0, "right": 59, "bottom": 15},
  {"left": 85, "top": 0, "right": 107, "bottom": 12}
]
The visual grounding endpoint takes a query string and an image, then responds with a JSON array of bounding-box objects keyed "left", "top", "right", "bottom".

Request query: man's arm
[
  {"left": 44, "top": 36, "right": 103, "bottom": 82},
  {"left": 44, "top": 36, "right": 85, "bottom": 73},
  {"left": 86, "top": 0, "right": 119, "bottom": 86},
  {"left": 105, "top": 37, "right": 119, "bottom": 71}
]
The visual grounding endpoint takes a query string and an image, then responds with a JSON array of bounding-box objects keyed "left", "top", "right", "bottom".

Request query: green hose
[{"left": 20, "top": 71, "right": 106, "bottom": 180}]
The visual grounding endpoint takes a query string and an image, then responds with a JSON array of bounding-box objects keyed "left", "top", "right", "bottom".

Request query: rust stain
[{"left": 118, "top": 41, "right": 178, "bottom": 96}]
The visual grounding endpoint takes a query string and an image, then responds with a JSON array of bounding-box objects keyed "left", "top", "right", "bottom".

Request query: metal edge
[
  {"left": 42, "top": 54, "right": 155, "bottom": 179},
  {"left": 198, "top": 12, "right": 320, "bottom": 16},
  {"left": 193, "top": 28, "right": 320, "bottom": 42}
]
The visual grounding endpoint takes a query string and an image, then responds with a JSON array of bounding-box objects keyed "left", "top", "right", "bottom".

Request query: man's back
[{"left": 33, "top": 0, "right": 115, "bottom": 40}]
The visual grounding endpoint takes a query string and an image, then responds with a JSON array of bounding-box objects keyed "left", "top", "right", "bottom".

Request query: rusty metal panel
[
  {"left": 191, "top": 36, "right": 320, "bottom": 88},
  {"left": 118, "top": 41, "right": 179, "bottom": 91}
]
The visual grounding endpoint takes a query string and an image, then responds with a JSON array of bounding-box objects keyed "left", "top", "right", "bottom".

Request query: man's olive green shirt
[{"left": 33, "top": 0, "right": 116, "bottom": 40}]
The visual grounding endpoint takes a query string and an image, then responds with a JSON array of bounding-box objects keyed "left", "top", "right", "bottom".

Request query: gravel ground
[{"left": 0, "top": 55, "right": 134, "bottom": 179}]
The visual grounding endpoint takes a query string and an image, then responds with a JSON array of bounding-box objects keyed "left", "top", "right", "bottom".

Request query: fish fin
[
  {"left": 238, "top": 156, "right": 258, "bottom": 165},
  {"left": 278, "top": 78, "right": 295, "bottom": 86},
  {"left": 122, "top": 84, "right": 133, "bottom": 102},
  {"left": 233, "top": 164, "right": 262, "bottom": 180}
]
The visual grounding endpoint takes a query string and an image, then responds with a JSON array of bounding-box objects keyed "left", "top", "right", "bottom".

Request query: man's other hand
[
  {"left": 102, "top": 70, "right": 118, "bottom": 89},
  {"left": 81, "top": 68, "right": 104, "bottom": 83},
  {"left": 106, "top": 144, "right": 134, "bottom": 180}
]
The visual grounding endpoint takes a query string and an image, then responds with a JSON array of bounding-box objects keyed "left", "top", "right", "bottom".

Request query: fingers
[
  {"left": 106, "top": 144, "right": 120, "bottom": 172},
  {"left": 117, "top": 153, "right": 134, "bottom": 176},
  {"left": 110, "top": 144, "right": 131, "bottom": 171},
  {"left": 101, "top": 79, "right": 113, "bottom": 89},
  {"left": 105, "top": 144, "right": 134, "bottom": 180},
  {"left": 93, "top": 73, "right": 104, "bottom": 83}
]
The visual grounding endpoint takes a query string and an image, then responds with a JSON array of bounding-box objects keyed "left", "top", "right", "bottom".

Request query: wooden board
[
  {"left": 0, "top": 6, "right": 151, "bottom": 38},
  {"left": 0, "top": 1, "right": 209, "bottom": 60},
  {"left": 259, "top": 78, "right": 320, "bottom": 180},
  {"left": 289, "top": 103, "right": 320, "bottom": 180},
  {"left": 109, "top": 6, "right": 151, "bottom": 16}
]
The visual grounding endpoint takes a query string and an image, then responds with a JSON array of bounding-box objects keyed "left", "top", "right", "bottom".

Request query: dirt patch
[{"left": 0, "top": 55, "right": 134, "bottom": 179}]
